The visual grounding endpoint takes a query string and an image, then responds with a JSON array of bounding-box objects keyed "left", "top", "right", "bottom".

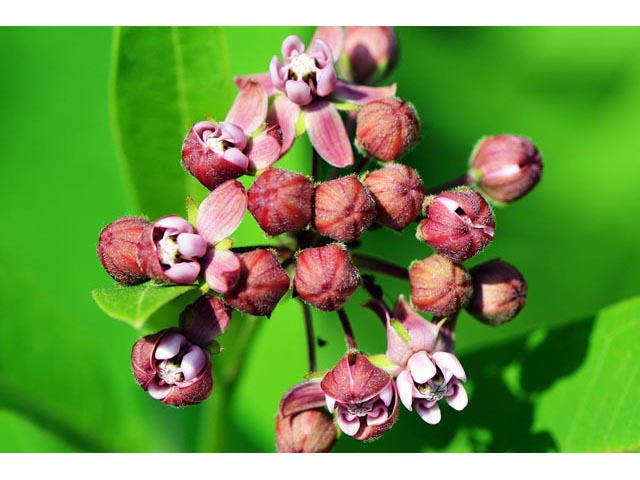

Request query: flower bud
[
  {"left": 180, "top": 295, "right": 232, "bottom": 347},
  {"left": 467, "top": 259, "right": 527, "bottom": 326},
  {"left": 224, "top": 249, "right": 290, "bottom": 317},
  {"left": 97, "top": 216, "right": 149, "bottom": 285},
  {"left": 248, "top": 167, "right": 313, "bottom": 236},
  {"left": 410, "top": 255, "right": 472, "bottom": 316},
  {"left": 321, "top": 351, "right": 398, "bottom": 441},
  {"left": 137, "top": 215, "right": 207, "bottom": 284},
  {"left": 417, "top": 189, "right": 495, "bottom": 263},
  {"left": 294, "top": 244, "right": 360, "bottom": 311},
  {"left": 364, "top": 164, "right": 425, "bottom": 230},
  {"left": 131, "top": 328, "right": 212, "bottom": 407},
  {"left": 276, "top": 380, "right": 337, "bottom": 453},
  {"left": 314, "top": 176, "right": 376, "bottom": 243},
  {"left": 355, "top": 97, "right": 420, "bottom": 162},
  {"left": 341, "top": 27, "right": 398, "bottom": 85},
  {"left": 469, "top": 135, "right": 543, "bottom": 203}
]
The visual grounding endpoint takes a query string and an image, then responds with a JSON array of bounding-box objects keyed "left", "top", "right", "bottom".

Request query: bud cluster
[{"left": 94, "top": 26, "right": 542, "bottom": 452}]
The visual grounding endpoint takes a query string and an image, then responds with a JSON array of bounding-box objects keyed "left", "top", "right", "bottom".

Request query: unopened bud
[
  {"left": 224, "top": 249, "right": 290, "bottom": 317},
  {"left": 469, "top": 135, "right": 543, "bottom": 203},
  {"left": 410, "top": 254, "right": 472, "bottom": 317},
  {"left": 364, "top": 164, "right": 425, "bottom": 230},
  {"left": 294, "top": 244, "right": 360, "bottom": 311},
  {"left": 248, "top": 167, "right": 313, "bottom": 236},
  {"left": 314, "top": 176, "right": 376, "bottom": 243},
  {"left": 341, "top": 26, "right": 398, "bottom": 85},
  {"left": 179, "top": 295, "right": 232, "bottom": 347},
  {"left": 97, "top": 216, "right": 149, "bottom": 285},
  {"left": 467, "top": 259, "right": 527, "bottom": 326},
  {"left": 417, "top": 189, "right": 495, "bottom": 263},
  {"left": 355, "top": 98, "right": 420, "bottom": 162}
]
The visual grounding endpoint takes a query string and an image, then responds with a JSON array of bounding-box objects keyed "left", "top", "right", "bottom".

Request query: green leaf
[
  {"left": 112, "top": 27, "right": 234, "bottom": 218},
  {"left": 92, "top": 282, "right": 197, "bottom": 328}
]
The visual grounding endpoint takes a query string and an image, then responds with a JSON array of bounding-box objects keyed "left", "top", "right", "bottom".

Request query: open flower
[
  {"left": 236, "top": 27, "right": 396, "bottom": 169},
  {"left": 182, "top": 81, "right": 283, "bottom": 190}
]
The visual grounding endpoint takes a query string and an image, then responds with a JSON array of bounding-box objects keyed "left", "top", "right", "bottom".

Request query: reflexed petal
[
  {"left": 432, "top": 351, "right": 467, "bottom": 383},
  {"left": 396, "top": 370, "right": 415, "bottom": 411},
  {"left": 202, "top": 249, "right": 241, "bottom": 294},
  {"left": 222, "top": 147, "right": 249, "bottom": 170},
  {"left": 245, "top": 126, "right": 283, "bottom": 171},
  {"left": 225, "top": 81, "right": 268, "bottom": 135},
  {"left": 311, "top": 26, "right": 343, "bottom": 61},
  {"left": 333, "top": 80, "right": 397, "bottom": 105},
  {"left": 219, "top": 121, "right": 247, "bottom": 150},
  {"left": 309, "top": 39, "right": 334, "bottom": 67},
  {"left": 164, "top": 261, "right": 201, "bottom": 284},
  {"left": 415, "top": 401, "right": 441, "bottom": 425},
  {"left": 155, "top": 332, "right": 187, "bottom": 360},
  {"left": 285, "top": 80, "right": 312, "bottom": 106},
  {"left": 154, "top": 215, "right": 193, "bottom": 233},
  {"left": 176, "top": 233, "right": 207, "bottom": 259},
  {"left": 196, "top": 180, "right": 248, "bottom": 245},
  {"left": 267, "top": 95, "right": 300, "bottom": 154},
  {"left": 379, "top": 383, "right": 394, "bottom": 407},
  {"left": 269, "top": 57, "right": 286, "bottom": 91},
  {"left": 181, "top": 345, "right": 207, "bottom": 381},
  {"left": 304, "top": 99, "right": 354, "bottom": 168},
  {"left": 337, "top": 410, "right": 361, "bottom": 437},
  {"left": 325, "top": 394, "right": 337, "bottom": 413},
  {"left": 315, "top": 65, "right": 337, "bottom": 97},
  {"left": 281, "top": 35, "right": 305, "bottom": 60},
  {"left": 147, "top": 378, "right": 172, "bottom": 400},
  {"left": 235, "top": 72, "right": 277, "bottom": 96},
  {"left": 446, "top": 381, "right": 468, "bottom": 411},
  {"left": 408, "top": 351, "right": 437, "bottom": 384}
]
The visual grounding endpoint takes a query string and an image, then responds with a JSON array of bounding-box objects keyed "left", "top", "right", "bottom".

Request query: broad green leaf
[
  {"left": 92, "top": 282, "right": 197, "bottom": 328},
  {"left": 112, "top": 27, "right": 234, "bottom": 219}
]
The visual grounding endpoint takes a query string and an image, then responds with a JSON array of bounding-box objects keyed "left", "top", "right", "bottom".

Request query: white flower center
[
  {"left": 158, "top": 360, "right": 184, "bottom": 385},
  {"left": 290, "top": 53, "right": 316, "bottom": 79},
  {"left": 205, "top": 134, "right": 225, "bottom": 154},
  {"left": 158, "top": 235, "right": 179, "bottom": 266},
  {"left": 417, "top": 381, "right": 448, "bottom": 402}
]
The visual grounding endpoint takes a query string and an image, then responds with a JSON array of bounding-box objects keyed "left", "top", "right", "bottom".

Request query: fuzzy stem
[
  {"left": 301, "top": 301, "right": 317, "bottom": 372},
  {"left": 351, "top": 253, "right": 409, "bottom": 280},
  {"left": 424, "top": 174, "right": 470, "bottom": 196},
  {"left": 337, "top": 308, "right": 357, "bottom": 350}
]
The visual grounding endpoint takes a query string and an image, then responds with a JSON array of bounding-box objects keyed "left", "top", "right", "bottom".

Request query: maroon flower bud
[
  {"left": 341, "top": 26, "right": 399, "bottom": 85},
  {"left": 364, "top": 164, "right": 425, "bottom": 230},
  {"left": 179, "top": 295, "right": 232, "bottom": 347},
  {"left": 417, "top": 189, "right": 495, "bottom": 263},
  {"left": 321, "top": 351, "right": 398, "bottom": 441},
  {"left": 276, "top": 380, "right": 337, "bottom": 453},
  {"left": 97, "top": 216, "right": 149, "bottom": 285},
  {"left": 248, "top": 167, "right": 313, "bottom": 236},
  {"left": 314, "top": 176, "right": 376, "bottom": 243},
  {"left": 467, "top": 259, "right": 527, "bottom": 326},
  {"left": 294, "top": 244, "right": 360, "bottom": 311},
  {"left": 410, "top": 254, "right": 473, "bottom": 316},
  {"left": 469, "top": 135, "right": 543, "bottom": 204},
  {"left": 355, "top": 97, "right": 420, "bottom": 162},
  {"left": 224, "top": 249, "right": 290, "bottom": 317}
]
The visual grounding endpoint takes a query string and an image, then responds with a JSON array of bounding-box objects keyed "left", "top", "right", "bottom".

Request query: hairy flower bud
[
  {"left": 294, "top": 244, "right": 360, "bottom": 311},
  {"left": 467, "top": 259, "right": 527, "bottom": 326},
  {"left": 224, "top": 249, "right": 290, "bottom": 317},
  {"left": 417, "top": 189, "right": 495, "bottom": 263},
  {"left": 341, "top": 26, "right": 398, "bottom": 85},
  {"left": 314, "top": 176, "right": 376, "bottom": 243},
  {"left": 97, "top": 216, "right": 149, "bottom": 285},
  {"left": 180, "top": 295, "right": 232, "bottom": 347},
  {"left": 410, "top": 255, "right": 472, "bottom": 316},
  {"left": 355, "top": 97, "right": 420, "bottom": 162},
  {"left": 248, "top": 167, "right": 313, "bottom": 236},
  {"left": 364, "top": 164, "right": 425, "bottom": 230},
  {"left": 276, "top": 380, "right": 337, "bottom": 453},
  {"left": 469, "top": 135, "right": 543, "bottom": 204},
  {"left": 321, "top": 351, "right": 398, "bottom": 441}
]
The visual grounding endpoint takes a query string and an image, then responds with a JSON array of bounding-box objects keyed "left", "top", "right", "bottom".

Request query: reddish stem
[{"left": 337, "top": 308, "right": 357, "bottom": 350}]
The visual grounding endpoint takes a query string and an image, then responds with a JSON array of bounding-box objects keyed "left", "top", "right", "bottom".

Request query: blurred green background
[{"left": 0, "top": 27, "right": 638, "bottom": 452}]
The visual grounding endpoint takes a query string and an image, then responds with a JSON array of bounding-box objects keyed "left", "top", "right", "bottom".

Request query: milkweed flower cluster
[{"left": 95, "top": 26, "right": 541, "bottom": 452}]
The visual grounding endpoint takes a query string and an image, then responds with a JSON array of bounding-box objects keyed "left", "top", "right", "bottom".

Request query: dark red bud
[
  {"left": 314, "top": 176, "right": 376, "bottom": 243},
  {"left": 469, "top": 135, "right": 543, "bottom": 203},
  {"left": 364, "top": 164, "right": 425, "bottom": 230},
  {"left": 179, "top": 295, "right": 232, "bottom": 347},
  {"left": 417, "top": 189, "right": 495, "bottom": 263},
  {"left": 97, "top": 216, "right": 149, "bottom": 285},
  {"left": 355, "top": 98, "right": 420, "bottom": 162},
  {"left": 342, "top": 26, "right": 398, "bottom": 85},
  {"left": 224, "top": 249, "right": 290, "bottom": 317},
  {"left": 467, "top": 259, "right": 527, "bottom": 326},
  {"left": 410, "top": 254, "right": 473, "bottom": 316},
  {"left": 294, "top": 244, "right": 360, "bottom": 311},
  {"left": 247, "top": 167, "right": 313, "bottom": 236}
]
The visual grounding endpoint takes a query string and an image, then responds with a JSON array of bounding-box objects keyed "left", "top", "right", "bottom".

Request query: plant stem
[
  {"left": 301, "top": 301, "right": 317, "bottom": 372},
  {"left": 354, "top": 156, "right": 371, "bottom": 175},
  {"left": 424, "top": 174, "right": 470, "bottom": 196},
  {"left": 351, "top": 253, "right": 409, "bottom": 280},
  {"left": 312, "top": 147, "right": 320, "bottom": 181},
  {"left": 337, "top": 308, "right": 357, "bottom": 350}
]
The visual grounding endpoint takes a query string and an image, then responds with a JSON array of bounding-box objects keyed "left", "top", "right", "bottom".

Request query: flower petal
[
  {"left": 393, "top": 295, "right": 438, "bottom": 352},
  {"left": 267, "top": 95, "right": 300, "bottom": 155},
  {"left": 164, "top": 262, "right": 201, "bottom": 284},
  {"left": 445, "top": 381, "right": 468, "bottom": 411},
  {"left": 155, "top": 331, "right": 187, "bottom": 360},
  {"left": 311, "top": 26, "right": 343, "bottom": 61},
  {"left": 219, "top": 122, "right": 247, "bottom": 150},
  {"left": 304, "top": 99, "right": 354, "bottom": 168},
  {"left": 202, "top": 249, "right": 241, "bottom": 294},
  {"left": 147, "top": 378, "right": 172, "bottom": 400},
  {"left": 337, "top": 409, "right": 361, "bottom": 437},
  {"left": 245, "top": 126, "right": 283, "bottom": 171},
  {"left": 325, "top": 394, "right": 337, "bottom": 414},
  {"left": 315, "top": 65, "right": 337, "bottom": 97},
  {"left": 285, "top": 80, "right": 313, "bottom": 106},
  {"left": 415, "top": 401, "right": 442, "bottom": 425},
  {"left": 366, "top": 404, "right": 389, "bottom": 427},
  {"left": 154, "top": 215, "right": 193, "bottom": 233},
  {"left": 176, "top": 233, "right": 207, "bottom": 260},
  {"left": 196, "top": 179, "right": 248, "bottom": 245},
  {"left": 396, "top": 370, "right": 415, "bottom": 411},
  {"left": 222, "top": 147, "right": 249, "bottom": 170},
  {"left": 224, "top": 81, "right": 268, "bottom": 135},
  {"left": 281, "top": 35, "right": 305, "bottom": 60},
  {"left": 408, "top": 351, "right": 437, "bottom": 384},
  {"left": 432, "top": 351, "right": 467, "bottom": 383},
  {"left": 333, "top": 80, "right": 397, "bottom": 105},
  {"left": 235, "top": 73, "right": 276, "bottom": 97},
  {"left": 181, "top": 345, "right": 207, "bottom": 381}
]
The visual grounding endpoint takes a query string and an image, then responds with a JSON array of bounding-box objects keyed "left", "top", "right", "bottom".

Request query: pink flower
[{"left": 235, "top": 27, "right": 397, "bottom": 169}]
